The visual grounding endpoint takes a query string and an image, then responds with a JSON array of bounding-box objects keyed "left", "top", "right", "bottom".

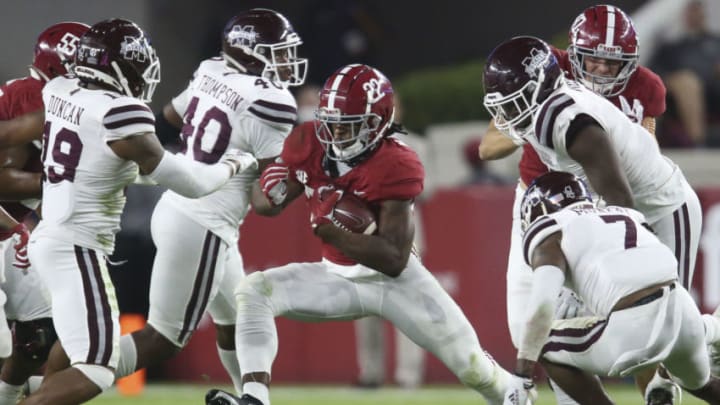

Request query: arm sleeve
[
  {"left": 517, "top": 264, "right": 565, "bottom": 362},
  {"left": 146, "top": 151, "right": 232, "bottom": 198}
]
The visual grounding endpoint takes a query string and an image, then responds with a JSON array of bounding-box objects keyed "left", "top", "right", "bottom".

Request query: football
[{"left": 333, "top": 193, "right": 378, "bottom": 235}]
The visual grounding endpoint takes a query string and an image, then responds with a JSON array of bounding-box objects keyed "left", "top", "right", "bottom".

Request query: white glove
[
  {"left": 221, "top": 149, "right": 258, "bottom": 175},
  {"left": 554, "top": 287, "right": 588, "bottom": 319},
  {"left": 503, "top": 375, "right": 538, "bottom": 405}
]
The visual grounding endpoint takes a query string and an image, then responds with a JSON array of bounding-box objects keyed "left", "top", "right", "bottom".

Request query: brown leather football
[{"left": 332, "top": 193, "right": 378, "bottom": 235}]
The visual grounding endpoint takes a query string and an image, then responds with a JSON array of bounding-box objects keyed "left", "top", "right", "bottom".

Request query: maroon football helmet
[
  {"left": 520, "top": 171, "right": 593, "bottom": 232},
  {"left": 483, "top": 36, "right": 563, "bottom": 144},
  {"left": 73, "top": 18, "right": 160, "bottom": 102},
  {"left": 31, "top": 22, "right": 90, "bottom": 81},
  {"left": 568, "top": 5, "right": 639, "bottom": 97},
  {"left": 315, "top": 64, "right": 394, "bottom": 163},
  {"left": 222, "top": 8, "right": 307, "bottom": 87}
]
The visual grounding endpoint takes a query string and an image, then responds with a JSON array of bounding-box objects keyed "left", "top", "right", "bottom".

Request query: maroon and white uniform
[
  {"left": 233, "top": 122, "right": 515, "bottom": 404},
  {"left": 148, "top": 58, "right": 296, "bottom": 347},
  {"left": 0, "top": 76, "right": 52, "bottom": 325},
  {"left": 524, "top": 205, "right": 709, "bottom": 390},
  {"left": 29, "top": 75, "right": 158, "bottom": 369},
  {"left": 506, "top": 47, "right": 678, "bottom": 349}
]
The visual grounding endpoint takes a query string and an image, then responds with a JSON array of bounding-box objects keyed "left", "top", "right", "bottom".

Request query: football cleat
[
  {"left": 645, "top": 370, "right": 681, "bottom": 405},
  {"left": 205, "top": 389, "right": 264, "bottom": 405}
]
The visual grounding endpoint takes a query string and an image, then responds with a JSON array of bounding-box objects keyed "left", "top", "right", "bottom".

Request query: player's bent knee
[
  {"left": 14, "top": 318, "right": 57, "bottom": 362},
  {"left": 74, "top": 364, "right": 114, "bottom": 391},
  {"left": 235, "top": 272, "right": 270, "bottom": 299}
]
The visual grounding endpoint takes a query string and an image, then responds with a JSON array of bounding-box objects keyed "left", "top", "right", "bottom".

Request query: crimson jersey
[
  {"left": 0, "top": 76, "right": 45, "bottom": 220},
  {"left": 518, "top": 47, "right": 667, "bottom": 186},
  {"left": 282, "top": 121, "right": 424, "bottom": 265}
]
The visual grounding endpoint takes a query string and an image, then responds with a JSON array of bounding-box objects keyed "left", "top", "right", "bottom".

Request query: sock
[
  {"left": 704, "top": 314, "right": 720, "bottom": 345},
  {"left": 217, "top": 345, "right": 242, "bottom": 394},
  {"left": 115, "top": 334, "right": 138, "bottom": 379},
  {"left": 0, "top": 381, "right": 22, "bottom": 405},
  {"left": 549, "top": 378, "right": 580, "bottom": 405},
  {"left": 243, "top": 381, "right": 270, "bottom": 405}
]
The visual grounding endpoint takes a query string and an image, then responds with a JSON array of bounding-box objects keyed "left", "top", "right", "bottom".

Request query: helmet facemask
[
  {"left": 224, "top": 31, "right": 307, "bottom": 88},
  {"left": 483, "top": 72, "right": 544, "bottom": 144},
  {"left": 315, "top": 107, "right": 391, "bottom": 162},
  {"left": 569, "top": 45, "right": 638, "bottom": 97}
]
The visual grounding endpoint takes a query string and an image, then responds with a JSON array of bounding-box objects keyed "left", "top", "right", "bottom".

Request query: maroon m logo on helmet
[
  {"left": 227, "top": 25, "right": 258, "bottom": 48},
  {"left": 120, "top": 35, "right": 148, "bottom": 63},
  {"left": 521, "top": 48, "right": 549, "bottom": 79}
]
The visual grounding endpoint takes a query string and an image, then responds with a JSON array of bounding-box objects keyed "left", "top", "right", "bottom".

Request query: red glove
[
  {"left": 260, "top": 160, "right": 290, "bottom": 206},
  {"left": 310, "top": 188, "right": 343, "bottom": 232},
  {"left": 0, "top": 223, "right": 30, "bottom": 270}
]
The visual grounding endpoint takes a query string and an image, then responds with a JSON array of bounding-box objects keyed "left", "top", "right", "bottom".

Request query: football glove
[
  {"left": 310, "top": 189, "right": 343, "bottom": 232},
  {"left": 0, "top": 223, "right": 30, "bottom": 270},
  {"left": 554, "top": 288, "right": 588, "bottom": 319},
  {"left": 221, "top": 149, "right": 258, "bottom": 175},
  {"left": 260, "top": 159, "right": 290, "bottom": 206}
]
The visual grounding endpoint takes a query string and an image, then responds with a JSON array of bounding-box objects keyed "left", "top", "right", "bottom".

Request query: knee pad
[
  {"left": 73, "top": 364, "right": 114, "bottom": 391},
  {"left": 13, "top": 318, "right": 57, "bottom": 361}
]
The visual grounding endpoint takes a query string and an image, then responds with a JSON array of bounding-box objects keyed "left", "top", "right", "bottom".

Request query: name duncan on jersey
[
  {"left": 47, "top": 95, "right": 85, "bottom": 125},
  {"left": 194, "top": 74, "right": 243, "bottom": 111}
]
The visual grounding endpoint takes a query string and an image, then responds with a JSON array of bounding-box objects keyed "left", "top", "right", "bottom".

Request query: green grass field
[{"left": 87, "top": 383, "right": 703, "bottom": 404}]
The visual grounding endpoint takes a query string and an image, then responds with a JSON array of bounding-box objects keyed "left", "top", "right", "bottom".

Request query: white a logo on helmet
[
  {"left": 121, "top": 36, "right": 148, "bottom": 62},
  {"left": 362, "top": 78, "right": 385, "bottom": 104},
  {"left": 228, "top": 25, "right": 257, "bottom": 48},
  {"left": 522, "top": 48, "right": 549, "bottom": 78}
]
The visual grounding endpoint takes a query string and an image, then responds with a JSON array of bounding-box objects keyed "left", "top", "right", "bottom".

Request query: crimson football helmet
[
  {"left": 31, "top": 22, "right": 90, "bottom": 81},
  {"left": 222, "top": 8, "right": 307, "bottom": 87},
  {"left": 568, "top": 5, "right": 639, "bottom": 97},
  {"left": 483, "top": 36, "right": 563, "bottom": 144},
  {"left": 520, "top": 171, "right": 593, "bottom": 232},
  {"left": 73, "top": 18, "right": 160, "bottom": 102},
  {"left": 315, "top": 64, "right": 395, "bottom": 163}
]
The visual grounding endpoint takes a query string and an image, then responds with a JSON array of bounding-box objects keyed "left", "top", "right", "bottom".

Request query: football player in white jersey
[
  {"left": 483, "top": 36, "right": 703, "bottom": 404},
  {"left": 110, "top": 9, "right": 305, "bottom": 394},
  {"left": 506, "top": 171, "right": 720, "bottom": 405},
  {"left": 22, "top": 19, "right": 255, "bottom": 405}
]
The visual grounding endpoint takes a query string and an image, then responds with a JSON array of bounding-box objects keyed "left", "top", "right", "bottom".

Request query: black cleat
[
  {"left": 205, "top": 389, "right": 264, "bottom": 405},
  {"left": 646, "top": 387, "right": 674, "bottom": 405}
]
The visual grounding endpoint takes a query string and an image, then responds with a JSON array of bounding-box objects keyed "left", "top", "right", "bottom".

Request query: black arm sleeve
[{"left": 154, "top": 111, "right": 181, "bottom": 147}]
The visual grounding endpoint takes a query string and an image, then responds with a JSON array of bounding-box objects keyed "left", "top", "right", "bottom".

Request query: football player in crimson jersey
[
  {"left": 205, "top": 64, "right": 532, "bottom": 405},
  {"left": 0, "top": 22, "right": 90, "bottom": 405},
  {"left": 110, "top": 8, "right": 305, "bottom": 394},
  {"left": 478, "top": 5, "right": 673, "bottom": 404}
]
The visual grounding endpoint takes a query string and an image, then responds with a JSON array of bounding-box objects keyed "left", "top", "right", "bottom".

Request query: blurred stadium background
[{"left": 2, "top": 0, "right": 720, "bottom": 403}]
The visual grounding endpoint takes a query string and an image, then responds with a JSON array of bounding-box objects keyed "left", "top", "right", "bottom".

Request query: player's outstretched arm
[
  {"left": 0, "top": 110, "right": 44, "bottom": 149},
  {"left": 109, "top": 132, "right": 255, "bottom": 198},
  {"left": 478, "top": 118, "right": 520, "bottom": 160},
  {"left": 566, "top": 121, "right": 634, "bottom": 208},
  {"left": 314, "top": 199, "right": 415, "bottom": 277}
]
